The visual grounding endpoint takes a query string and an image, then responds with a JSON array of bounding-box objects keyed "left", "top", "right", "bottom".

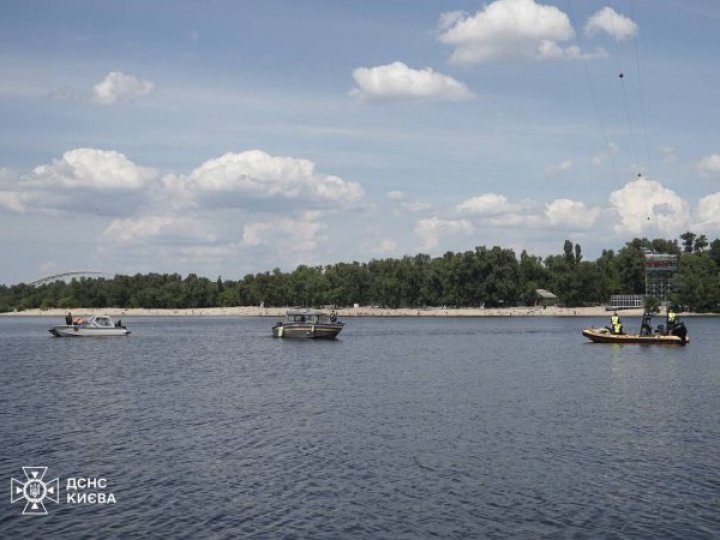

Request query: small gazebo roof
[{"left": 536, "top": 289, "right": 558, "bottom": 299}]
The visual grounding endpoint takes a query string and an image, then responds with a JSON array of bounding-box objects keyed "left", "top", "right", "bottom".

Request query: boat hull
[
  {"left": 582, "top": 328, "right": 687, "bottom": 345},
  {"left": 272, "top": 322, "right": 343, "bottom": 339},
  {"left": 49, "top": 326, "right": 130, "bottom": 337}
]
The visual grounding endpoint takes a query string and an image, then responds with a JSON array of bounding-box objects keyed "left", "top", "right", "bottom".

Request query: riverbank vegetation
[{"left": 2, "top": 233, "right": 720, "bottom": 313}]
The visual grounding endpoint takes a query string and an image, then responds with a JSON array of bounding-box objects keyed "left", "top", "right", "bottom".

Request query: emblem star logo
[{"left": 10, "top": 467, "right": 60, "bottom": 516}]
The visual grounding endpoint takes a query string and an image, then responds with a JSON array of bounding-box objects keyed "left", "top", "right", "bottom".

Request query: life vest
[{"left": 667, "top": 311, "right": 677, "bottom": 323}]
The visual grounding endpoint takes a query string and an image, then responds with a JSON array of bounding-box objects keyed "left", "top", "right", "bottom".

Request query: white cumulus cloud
[
  {"left": 609, "top": 178, "right": 689, "bottom": 235},
  {"left": 414, "top": 217, "right": 474, "bottom": 251},
  {"left": 164, "top": 150, "right": 363, "bottom": 207},
  {"left": 386, "top": 190, "right": 432, "bottom": 213},
  {"left": 350, "top": 62, "right": 474, "bottom": 103},
  {"left": 375, "top": 239, "right": 398, "bottom": 255},
  {"left": 400, "top": 201, "right": 432, "bottom": 213},
  {"left": 585, "top": 7, "right": 638, "bottom": 41},
  {"left": 385, "top": 190, "right": 406, "bottom": 201},
  {"left": 454, "top": 193, "right": 598, "bottom": 230},
  {"left": 0, "top": 149, "right": 157, "bottom": 215},
  {"left": 27, "top": 148, "right": 157, "bottom": 191},
  {"left": 546, "top": 159, "right": 573, "bottom": 175},
  {"left": 102, "top": 216, "right": 216, "bottom": 245},
  {"left": 544, "top": 198, "right": 600, "bottom": 228},
  {"left": 438, "top": 11, "right": 467, "bottom": 32},
  {"left": 696, "top": 193, "right": 720, "bottom": 230},
  {"left": 93, "top": 71, "right": 156, "bottom": 105},
  {"left": 697, "top": 154, "right": 720, "bottom": 176},
  {"left": 0, "top": 191, "right": 28, "bottom": 213},
  {"left": 438, "top": 0, "right": 601, "bottom": 64},
  {"left": 243, "top": 218, "right": 327, "bottom": 253},
  {"left": 456, "top": 193, "right": 520, "bottom": 215}
]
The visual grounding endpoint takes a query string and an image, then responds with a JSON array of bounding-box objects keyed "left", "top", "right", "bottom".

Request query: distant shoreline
[{"left": 2, "top": 306, "right": 713, "bottom": 318}]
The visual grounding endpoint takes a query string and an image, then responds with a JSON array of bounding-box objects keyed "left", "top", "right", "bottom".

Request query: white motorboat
[{"left": 49, "top": 315, "right": 130, "bottom": 337}]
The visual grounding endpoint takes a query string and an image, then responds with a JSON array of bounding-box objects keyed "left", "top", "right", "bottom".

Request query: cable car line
[
  {"left": 564, "top": 0, "right": 620, "bottom": 185},
  {"left": 629, "top": 0, "right": 652, "bottom": 176},
  {"left": 608, "top": 2, "right": 641, "bottom": 170}
]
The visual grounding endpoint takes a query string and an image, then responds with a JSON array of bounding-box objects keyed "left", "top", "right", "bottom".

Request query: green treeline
[{"left": 3, "top": 233, "right": 720, "bottom": 312}]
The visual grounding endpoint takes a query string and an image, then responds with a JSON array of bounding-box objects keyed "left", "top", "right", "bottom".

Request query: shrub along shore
[{"left": 3, "top": 235, "right": 720, "bottom": 314}]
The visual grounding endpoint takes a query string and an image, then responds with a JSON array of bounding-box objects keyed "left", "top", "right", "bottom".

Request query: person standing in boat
[
  {"left": 610, "top": 311, "right": 623, "bottom": 335},
  {"left": 65, "top": 312, "right": 72, "bottom": 325},
  {"left": 666, "top": 307, "right": 678, "bottom": 333},
  {"left": 640, "top": 311, "right": 653, "bottom": 336}
]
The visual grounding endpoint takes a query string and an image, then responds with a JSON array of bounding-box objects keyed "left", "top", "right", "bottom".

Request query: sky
[{"left": 1, "top": 0, "right": 720, "bottom": 285}]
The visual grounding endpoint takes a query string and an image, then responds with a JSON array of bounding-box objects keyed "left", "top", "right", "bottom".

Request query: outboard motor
[{"left": 671, "top": 321, "right": 688, "bottom": 344}]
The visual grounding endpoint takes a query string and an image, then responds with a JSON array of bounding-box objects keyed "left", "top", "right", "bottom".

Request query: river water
[{"left": 1, "top": 315, "right": 719, "bottom": 538}]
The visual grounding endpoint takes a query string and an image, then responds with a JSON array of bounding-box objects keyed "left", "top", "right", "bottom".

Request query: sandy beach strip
[{"left": 1, "top": 306, "right": 657, "bottom": 318}]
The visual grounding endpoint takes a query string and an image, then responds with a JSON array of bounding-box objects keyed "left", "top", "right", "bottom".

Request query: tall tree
[
  {"left": 670, "top": 253, "right": 720, "bottom": 311},
  {"left": 574, "top": 243, "right": 583, "bottom": 265},
  {"left": 651, "top": 238, "right": 680, "bottom": 255},
  {"left": 563, "top": 240, "right": 575, "bottom": 266},
  {"left": 694, "top": 234, "right": 709, "bottom": 253},
  {"left": 709, "top": 239, "right": 720, "bottom": 268},
  {"left": 615, "top": 239, "right": 647, "bottom": 294},
  {"left": 680, "top": 231, "right": 696, "bottom": 254}
]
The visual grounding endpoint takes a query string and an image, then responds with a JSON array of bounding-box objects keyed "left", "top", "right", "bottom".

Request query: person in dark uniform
[
  {"left": 640, "top": 311, "right": 653, "bottom": 336},
  {"left": 65, "top": 312, "right": 73, "bottom": 325}
]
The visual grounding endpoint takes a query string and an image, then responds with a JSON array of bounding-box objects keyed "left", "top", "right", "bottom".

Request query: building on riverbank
[
  {"left": 535, "top": 289, "right": 559, "bottom": 307},
  {"left": 645, "top": 253, "right": 678, "bottom": 301}
]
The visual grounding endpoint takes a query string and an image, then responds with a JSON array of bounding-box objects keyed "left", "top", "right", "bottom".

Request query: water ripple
[{"left": 1, "top": 316, "right": 719, "bottom": 537}]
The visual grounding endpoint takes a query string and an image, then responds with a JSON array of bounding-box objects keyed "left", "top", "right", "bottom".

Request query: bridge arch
[{"left": 30, "top": 271, "right": 114, "bottom": 286}]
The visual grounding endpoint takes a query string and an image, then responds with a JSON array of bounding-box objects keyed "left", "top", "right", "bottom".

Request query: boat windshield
[
  {"left": 288, "top": 311, "right": 329, "bottom": 324},
  {"left": 94, "top": 317, "right": 113, "bottom": 327}
]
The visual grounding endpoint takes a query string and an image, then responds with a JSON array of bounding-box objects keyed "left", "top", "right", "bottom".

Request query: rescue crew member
[
  {"left": 640, "top": 311, "right": 653, "bottom": 336},
  {"left": 610, "top": 311, "right": 623, "bottom": 335},
  {"left": 666, "top": 307, "right": 677, "bottom": 332}
]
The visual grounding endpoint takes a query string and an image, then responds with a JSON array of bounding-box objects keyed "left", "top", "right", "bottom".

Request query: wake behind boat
[
  {"left": 272, "top": 309, "right": 344, "bottom": 339},
  {"left": 49, "top": 315, "right": 130, "bottom": 337}
]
